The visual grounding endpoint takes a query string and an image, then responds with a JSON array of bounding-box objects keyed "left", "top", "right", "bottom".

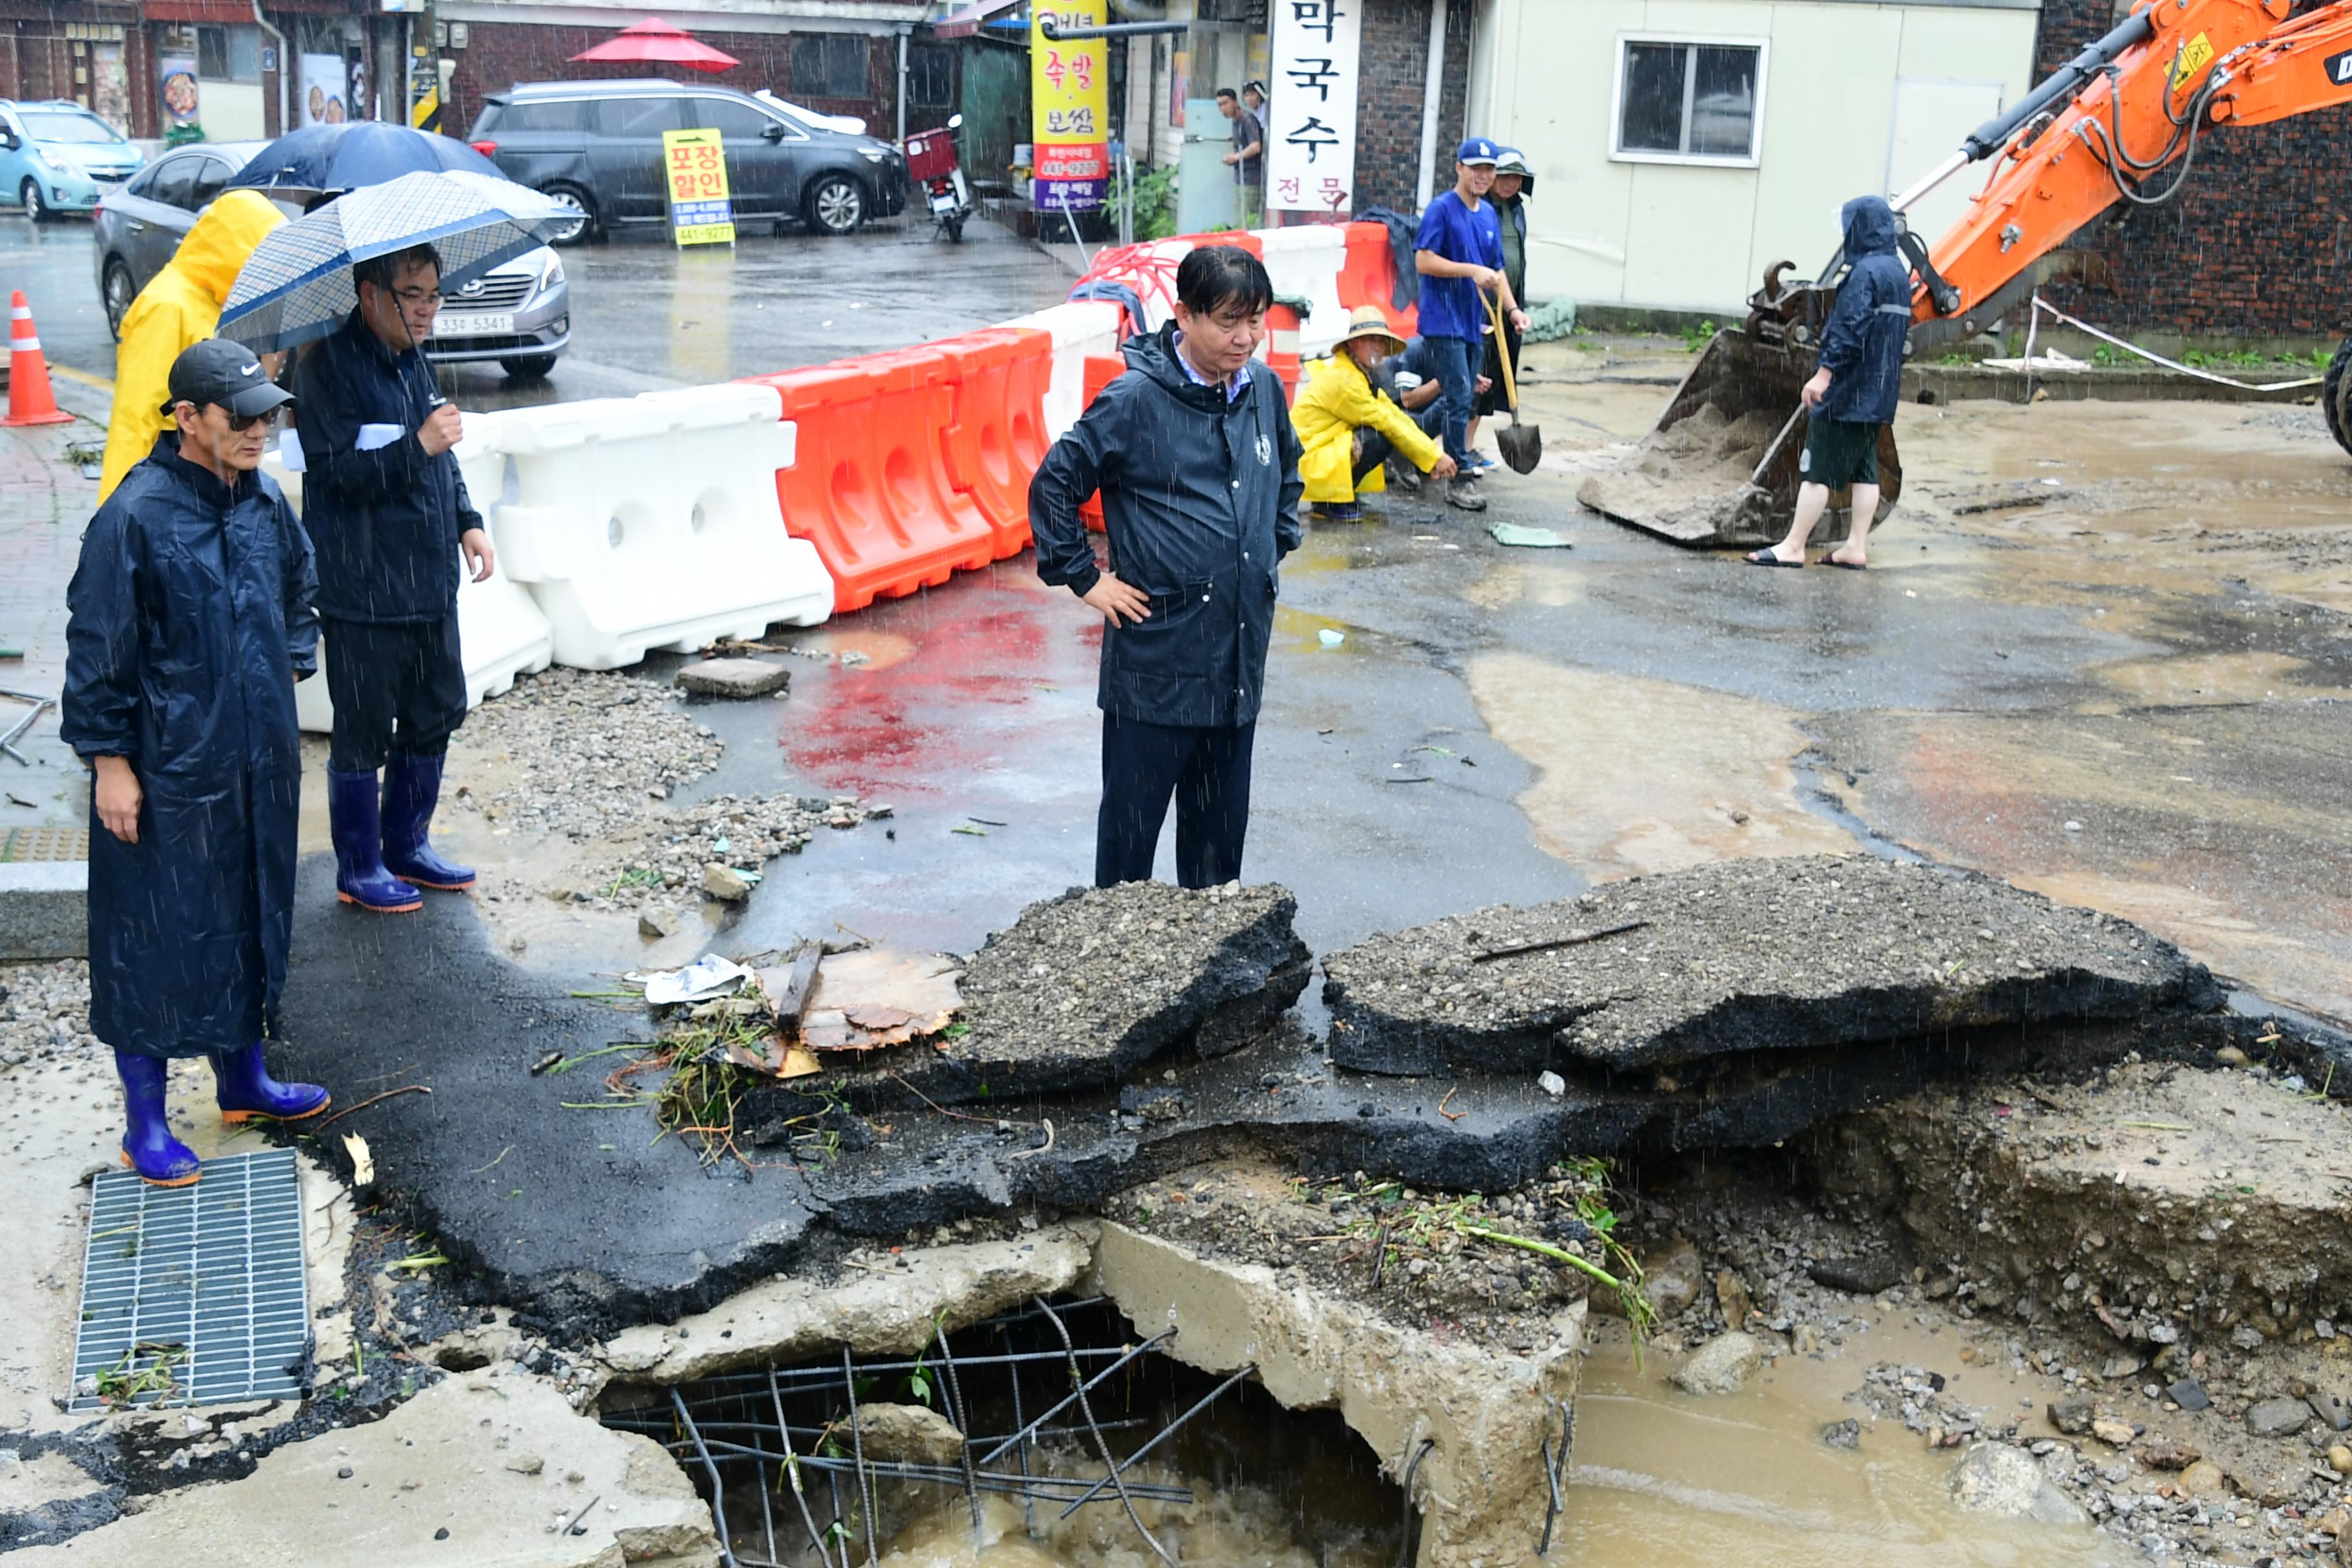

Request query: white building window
[{"left": 1611, "top": 37, "right": 1767, "bottom": 166}]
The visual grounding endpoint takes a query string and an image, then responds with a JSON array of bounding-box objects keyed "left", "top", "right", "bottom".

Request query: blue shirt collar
[{"left": 1171, "top": 331, "right": 1252, "bottom": 402}]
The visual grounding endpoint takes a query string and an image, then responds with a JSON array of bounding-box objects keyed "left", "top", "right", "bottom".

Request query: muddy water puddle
[
  {"left": 1563, "top": 1319, "right": 2124, "bottom": 1568},
  {"left": 1467, "top": 652, "right": 1856, "bottom": 877}
]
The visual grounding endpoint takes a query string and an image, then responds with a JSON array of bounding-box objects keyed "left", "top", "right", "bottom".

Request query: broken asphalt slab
[
  {"left": 819, "top": 880, "right": 1313, "bottom": 1107},
  {"left": 1320, "top": 855, "right": 2212, "bottom": 1077},
  {"left": 266, "top": 853, "right": 2251, "bottom": 1343}
]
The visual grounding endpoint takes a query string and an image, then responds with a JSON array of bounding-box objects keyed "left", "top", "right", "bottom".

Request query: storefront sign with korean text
[
  {"left": 1031, "top": 1, "right": 1108, "bottom": 213},
  {"left": 1268, "top": 0, "right": 1362, "bottom": 216},
  {"left": 662, "top": 127, "right": 736, "bottom": 247}
]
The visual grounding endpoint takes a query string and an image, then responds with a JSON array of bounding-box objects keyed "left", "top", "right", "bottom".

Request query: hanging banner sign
[
  {"left": 1267, "top": 0, "right": 1362, "bottom": 217},
  {"left": 1032, "top": 1, "right": 1109, "bottom": 214},
  {"left": 662, "top": 127, "right": 736, "bottom": 247}
]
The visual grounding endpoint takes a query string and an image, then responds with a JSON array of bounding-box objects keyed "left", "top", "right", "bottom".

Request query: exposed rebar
[
  {"left": 771, "top": 1367, "right": 839, "bottom": 1568},
  {"left": 1395, "top": 1437, "right": 1435, "bottom": 1568},
  {"left": 972, "top": 1328, "right": 1178, "bottom": 1467},
  {"left": 1001, "top": 1320, "right": 1037, "bottom": 1538},
  {"left": 843, "top": 1344, "right": 878, "bottom": 1568},
  {"left": 673, "top": 1386, "right": 738, "bottom": 1568},
  {"left": 1035, "top": 1294, "right": 1177, "bottom": 1568},
  {"left": 932, "top": 1320, "right": 984, "bottom": 1537},
  {"left": 1055, "top": 1364, "right": 1254, "bottom": 1518}
]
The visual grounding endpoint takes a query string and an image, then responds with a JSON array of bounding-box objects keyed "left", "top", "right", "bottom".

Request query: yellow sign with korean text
[
  {"left": 1031, "top": 1, "right": 1108, "bottom": 213},
  {"left": 662, "top": 126, "right": 736, "bottom": 248}
]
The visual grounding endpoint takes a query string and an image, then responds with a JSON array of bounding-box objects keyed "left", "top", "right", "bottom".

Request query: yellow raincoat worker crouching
[
  {"left": 1289, "top": 306, "right": 1445, "bottom": 511},
  {"left": 99, "top": 189, "right": 284, "bottom": 502}
]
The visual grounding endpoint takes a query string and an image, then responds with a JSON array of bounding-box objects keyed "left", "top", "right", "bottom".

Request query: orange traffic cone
[{"left": 3, "top": 291, "right": 74, "bottom": 427}]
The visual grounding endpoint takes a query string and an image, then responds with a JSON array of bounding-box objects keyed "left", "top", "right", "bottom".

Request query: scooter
[{"left": 905, "top": 113, "right": 972, "bottom": 242}]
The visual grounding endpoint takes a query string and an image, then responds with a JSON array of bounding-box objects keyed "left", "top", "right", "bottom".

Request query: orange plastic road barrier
[
  {"left": 3, "top": 292, "right": 73, "bottom": 427},
  {"left": 1171, "top": 230, "right": 1263, "bottom": 258},
  {"left": 746, "top": 349, "right": 996, "bottom": 613},
  {"left": 1263, "top": 302, "right": 1303, "bottom": 402},
  {"left": 1075, "top": 352, "right": 1126, "bottom": 534},
  {"left": 929, "top": 327, "right": 1051, "bottom": 559},
  {"left": 1338, "top": 222, "right": 1416, "bottom": 339}
]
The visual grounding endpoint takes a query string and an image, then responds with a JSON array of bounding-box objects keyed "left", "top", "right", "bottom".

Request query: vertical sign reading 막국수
[
  {"left": 662, "top": 126, "right": 737, "bottom": 248},
  {"left": 1032, "top": 0, "right": 1109, "bottom": 215},
  {"left": 1268, "top": 0, "right": 1362, "bottom": 218}
]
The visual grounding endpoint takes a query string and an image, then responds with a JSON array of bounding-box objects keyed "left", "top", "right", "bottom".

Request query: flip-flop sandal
[
  {"left": 1743, "top": 549, "right": 1803, "bottom": 568},
  {"left": 1820, "top": 553, "right": 1868, "bottom": 571}
]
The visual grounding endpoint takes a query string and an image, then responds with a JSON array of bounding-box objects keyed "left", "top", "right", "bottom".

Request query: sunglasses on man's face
[{"left": 227, "top": 408, "right": 279, "bottom": 433}]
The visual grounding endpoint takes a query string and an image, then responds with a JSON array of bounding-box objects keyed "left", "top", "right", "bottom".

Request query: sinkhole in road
[{"left": 600, "top": 1293, "right": 1408, "bottom": 1568}]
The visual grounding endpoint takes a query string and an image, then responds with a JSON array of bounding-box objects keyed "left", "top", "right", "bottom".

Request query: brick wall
[
  {"left": 446, "top": 22, "right": 894, "bottom": 142},
  {"left": 2034, "top": 0, "right": 2351, "bottom": 338},
  {"left": 1351, "top": 0, "right": 1470, "bottom": 215}
]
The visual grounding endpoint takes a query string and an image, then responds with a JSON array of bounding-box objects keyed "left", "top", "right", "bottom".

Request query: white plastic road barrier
[
  {"left": 1000, "top": 300, "right": 1123, "bottom": 438},
  {"left": 1258, "top": 225, "right": 1351, "bottom": 358},
  {"left": 491, "top": 383, "right": 832, "bottom": 670},
  {"left": 265, "top": 430, "right": 556, "bottom": 735}
]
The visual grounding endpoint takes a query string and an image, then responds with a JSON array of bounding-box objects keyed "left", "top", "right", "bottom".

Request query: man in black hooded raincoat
[
  {"left": 1748, "top": 195, "right": 1912, "bottom": 570},
  {"left": 1029, "top": 245, "right": 1304, "bottom": 888},
  {"left": 63, "top": 339, "right": 332, "bottom": 1188}
]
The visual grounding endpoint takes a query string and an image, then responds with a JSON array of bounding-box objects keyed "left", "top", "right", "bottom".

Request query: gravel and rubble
[
  {"left": 447, "top": 665, "right": 885, "bottom": 914},
  {"left": 0, "top": 961, "right": 95, "bottom": 1069}
]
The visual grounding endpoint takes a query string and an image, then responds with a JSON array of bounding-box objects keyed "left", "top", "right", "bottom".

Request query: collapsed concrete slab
[
  {"left": 1321, "top": 855, "right": 2210, "bottom": 1077},
  {"left": 807, "top": 880, "right": 1313, "bottom": 1108},
  {"left": 595, "top": 1227, "right": 1093, "bottom": 1386},
  {"left": 5, "top": 1375, "right": 718, "bottom": 1568},
  {"left": 1090, "top": 1221, "right": 1579, "bottom": 1568}
]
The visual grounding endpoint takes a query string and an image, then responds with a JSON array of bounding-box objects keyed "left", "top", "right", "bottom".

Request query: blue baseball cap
[{"left": 1456, "top": 137, "right": 1500, "bottom": 165}]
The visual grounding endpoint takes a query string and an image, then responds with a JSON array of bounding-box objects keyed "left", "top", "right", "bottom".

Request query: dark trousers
[
  {"left": 323, "top": 614, "right": 466, "bottom": 774},
  {"left": 1095, "top": 714, "right": 1256, "bottom": 889},
  {"left": 1476, "top": 316, "right": 1523, "bottom": 416},
  {"left": 1422, "top": 334, "right": 1477, "bottom": 464}
]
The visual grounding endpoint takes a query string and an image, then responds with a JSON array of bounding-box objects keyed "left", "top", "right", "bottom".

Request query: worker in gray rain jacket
[
  {"left": 63, "top": 339, "right": 331, "bottom": 1188},
  {"left": 1029, "top": 245, "right": 1304, "bottom": 890},
  {"left": 1748, "top": 194, "right": 1912, "bottom": 571}
]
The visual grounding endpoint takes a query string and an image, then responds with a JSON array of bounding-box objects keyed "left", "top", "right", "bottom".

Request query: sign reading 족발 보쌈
[
  {"left": 1267, "top": 0, "right": 1362, "bottom": 217},
  {"left": 663, "top": 127, "right": 737, "bottom": 248},
  {"left": 1032, "top": 1, "right": 1108, "bottom": 215}
]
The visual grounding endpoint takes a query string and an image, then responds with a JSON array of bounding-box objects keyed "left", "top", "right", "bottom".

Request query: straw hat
[{"left": 1337, "top": 304, "right": 1405, "bottom": 355}]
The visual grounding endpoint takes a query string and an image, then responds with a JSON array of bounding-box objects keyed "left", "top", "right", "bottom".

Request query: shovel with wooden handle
[{"left": 1485, "top": 289, "right": 1542, "bottom": 475}]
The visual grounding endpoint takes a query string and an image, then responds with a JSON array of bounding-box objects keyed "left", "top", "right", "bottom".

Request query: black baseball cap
[{"left": 161, "top": 338, "right": 295, "bottom": 419}]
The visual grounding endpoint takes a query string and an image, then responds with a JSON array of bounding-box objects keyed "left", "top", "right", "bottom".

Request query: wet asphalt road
[{"left": 0, "top": 204, "right": 1072, "bottom": 406}]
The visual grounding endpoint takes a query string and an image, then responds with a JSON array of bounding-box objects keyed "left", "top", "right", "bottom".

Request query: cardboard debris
[{"left": 800, "top": 946, "right": 963, "bottom": 1052}]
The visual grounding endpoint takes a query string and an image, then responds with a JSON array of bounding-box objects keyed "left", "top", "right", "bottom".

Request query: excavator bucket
[{"left": 1577, "top": 328, "right": 1903, "bottom": 550}]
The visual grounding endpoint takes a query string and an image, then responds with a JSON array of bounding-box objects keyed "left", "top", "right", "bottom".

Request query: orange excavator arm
[{"left": 1912, "top": 0, "right": 2352, "bottom": 337}]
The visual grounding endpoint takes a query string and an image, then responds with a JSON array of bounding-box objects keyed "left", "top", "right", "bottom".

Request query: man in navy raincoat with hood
[
  {"left": 1748, "top": 195, "right": 1912, "bottom": 570},
  {"left": 63, "top": 340, "right": 331, "bottom": 1187},
  {"left": 1029, "top": 245, "right": 1304, "bottom": 888}
]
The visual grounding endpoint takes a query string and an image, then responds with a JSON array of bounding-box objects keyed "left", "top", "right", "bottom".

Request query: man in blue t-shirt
[{"left": 1414, "top": 137, "right": 1527, "bottom": 512}]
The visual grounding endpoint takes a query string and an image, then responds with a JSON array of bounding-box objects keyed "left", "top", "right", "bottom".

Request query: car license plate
[{"left": 435, "top": 311, "right": 513, "bottom": 337}]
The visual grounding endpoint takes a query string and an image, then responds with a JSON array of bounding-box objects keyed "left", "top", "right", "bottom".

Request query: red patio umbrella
[{"left": 569, "top": 18, "right": 740, "bottom": 74}]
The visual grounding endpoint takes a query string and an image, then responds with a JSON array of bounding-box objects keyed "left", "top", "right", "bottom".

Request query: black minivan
[{"left": 466, "top": 79, "right": 906, "bottom": 244}]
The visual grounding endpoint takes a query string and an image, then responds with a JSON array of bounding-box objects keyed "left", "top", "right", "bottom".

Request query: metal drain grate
[
  {"left": 1, "top": 827, "right": 88, "bottom": 863},
  {"left": 70, "top": 1149, "right": 309, "bottom": 1411}
]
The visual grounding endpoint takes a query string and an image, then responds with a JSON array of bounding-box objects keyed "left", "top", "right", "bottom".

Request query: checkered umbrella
[{"left": 217, "top": 170, "right": 572, "bottom": 353}]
